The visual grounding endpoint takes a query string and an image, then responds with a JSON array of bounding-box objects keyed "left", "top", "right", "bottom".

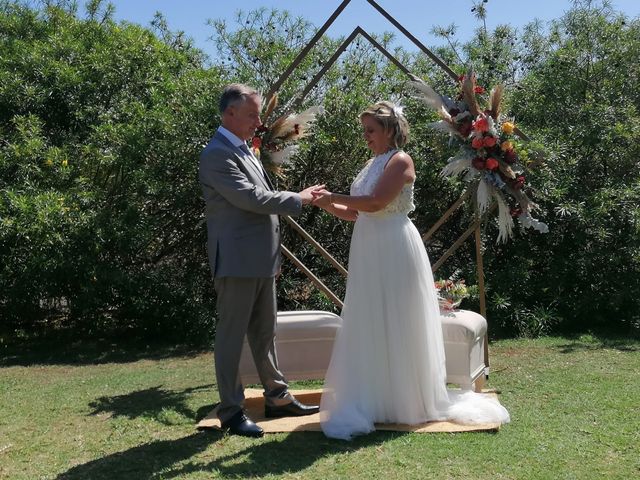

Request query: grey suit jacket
[{"left": 199, "top": 131, "right": 302, "bottom": 278}]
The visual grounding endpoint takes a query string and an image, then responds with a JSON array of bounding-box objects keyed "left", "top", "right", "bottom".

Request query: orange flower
[
  {"left": 502, "top": 122, "right": 515, "bottom": 135},
  {"left": 472, "top": 116, "right": 489, "bottom": 133},
  {"left": 501, "top": 140, "right": 513, "bottom": 151},
  {"left": 252, "top": 136, "right": 262, "bottom": 149}
]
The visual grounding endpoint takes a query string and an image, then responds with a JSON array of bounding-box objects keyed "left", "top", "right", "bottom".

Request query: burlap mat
[{"left": 196, "top": 389, "right": 502, "bottom": 433}]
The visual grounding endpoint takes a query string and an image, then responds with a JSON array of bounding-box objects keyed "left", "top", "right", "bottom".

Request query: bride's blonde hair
[{"left": 359, "top": 101, "right": 409, "bottom": 148}]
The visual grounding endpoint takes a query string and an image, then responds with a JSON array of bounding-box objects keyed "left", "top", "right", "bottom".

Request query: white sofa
[
  {"left": 238, "top": 310, "right": 342, "bottom": 383},
  {"left": 238, "top": 309, "right": 487, "bottom": 391},
  {"left": 440, "top": 309, "right": 487, "bottom": 391}
]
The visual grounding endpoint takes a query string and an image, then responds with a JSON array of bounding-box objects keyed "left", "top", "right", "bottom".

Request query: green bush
[
  {"left": 0, "top": 0, "right": 224, "bottom": 340},
  {"left": 1, "top": 0, "right": 638, "bottom": 341}
]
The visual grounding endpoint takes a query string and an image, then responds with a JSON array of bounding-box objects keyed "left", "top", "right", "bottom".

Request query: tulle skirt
[{"left": 320, "top": 213, "right": 510, "bottom": 440}]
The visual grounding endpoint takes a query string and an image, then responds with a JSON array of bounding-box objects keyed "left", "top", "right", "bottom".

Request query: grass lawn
[{"left": 1, "top": 334, "right": 638, "bottom": 479}]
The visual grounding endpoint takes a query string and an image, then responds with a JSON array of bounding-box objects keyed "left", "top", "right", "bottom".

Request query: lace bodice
[{"left": 350, "top": 149, "right": 415, "bottom": 217}]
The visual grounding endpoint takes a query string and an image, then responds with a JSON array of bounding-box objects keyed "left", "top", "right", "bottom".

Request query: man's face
[{"left": 227, "top": 95, "right": 263, "bottom": 141}]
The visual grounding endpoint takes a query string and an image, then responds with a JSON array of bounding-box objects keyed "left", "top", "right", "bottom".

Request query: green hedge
[{"left": 1, "top": 0, "right": 638, "bottom": 341}]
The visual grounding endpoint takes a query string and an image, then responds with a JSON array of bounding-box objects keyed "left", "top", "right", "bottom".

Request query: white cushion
[
  {"left": 238, "top": 310, "right": 341, "bottom": 383},
  {"left": 441, "top": 309, "right": 487, "bottom": 342},
  {"left": 238, "top": 309, "right": 487, "bottom": 390}
]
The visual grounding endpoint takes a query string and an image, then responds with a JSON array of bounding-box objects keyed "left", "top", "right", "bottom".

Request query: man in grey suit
[{"left": 199, "top": 83, "right": 321, "bottom": 437}]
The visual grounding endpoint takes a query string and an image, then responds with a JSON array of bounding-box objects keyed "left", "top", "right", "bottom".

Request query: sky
[{"left": 89, "top": 0, "right": 640, "bottom": 60}]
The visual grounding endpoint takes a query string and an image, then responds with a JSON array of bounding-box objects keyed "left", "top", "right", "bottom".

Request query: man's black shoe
[
  {"left": 264, "top": 398, "right": 320, "bottom": 418},
  {"left": 221, "top": 411, "right": 264, "bottom": 438}
]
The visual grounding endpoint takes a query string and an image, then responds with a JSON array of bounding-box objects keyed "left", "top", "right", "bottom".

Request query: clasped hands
[{"left": 299, "top": 184, "right": 333, "bottom": 208}]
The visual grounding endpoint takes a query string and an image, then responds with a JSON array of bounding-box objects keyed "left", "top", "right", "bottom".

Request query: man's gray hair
[{"left": 219, "top": 83, "right": 262, "bottom": 113}]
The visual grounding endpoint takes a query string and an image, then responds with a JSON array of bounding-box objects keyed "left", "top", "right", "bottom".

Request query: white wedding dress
[{"left": 320, "top": 149, "right": 510, "bottom": 440}]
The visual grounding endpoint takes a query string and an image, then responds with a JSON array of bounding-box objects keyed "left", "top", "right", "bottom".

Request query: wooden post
[
  {"left": 283, "top": 216, "right": 348, "bottom": 277},
  {"left": 474, "top": 222, "right": 490, "bottom": 374},
  {"left": 281, "top": 244, "right": 344, "bottom": 310}
]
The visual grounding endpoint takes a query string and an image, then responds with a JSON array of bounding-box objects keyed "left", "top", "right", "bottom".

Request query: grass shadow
[
  {"left": 553, "top": 332, "right": 639, "bottom": 354},
  {"left": 56, "top": 430, "right": 397, "bottom": 479},
  {"left": 56, "top": 432, "right": 217, "bottom": 479},
  {"left": 0, "top": 335, "right": 209, "bottom": 367},
  {"left": 89, "top": 384, "right": 215, "bottom": 424}
]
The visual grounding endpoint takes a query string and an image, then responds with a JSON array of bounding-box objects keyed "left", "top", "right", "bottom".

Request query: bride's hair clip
[{"left": 392, "top": 104, "right": 404, "bottom": 119}]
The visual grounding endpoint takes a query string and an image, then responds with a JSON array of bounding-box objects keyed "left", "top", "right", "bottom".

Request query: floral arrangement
[
  {"left": 435, "top": 279, "right": 473, "bottom": 311},
  {"left": 251, "top": 94, "right": 324, "bottom": 175},
  {"left": 409, "top": 67, "right": 548, "bottom": 242}
]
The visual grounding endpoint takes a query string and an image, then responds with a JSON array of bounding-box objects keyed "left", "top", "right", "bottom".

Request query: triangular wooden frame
[{"left": 268, "top": 0, "right": 528, "bottom": 371}]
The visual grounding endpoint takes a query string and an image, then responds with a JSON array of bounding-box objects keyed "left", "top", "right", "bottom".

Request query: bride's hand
[{"left": 311, "top": 189, "right": 333, "bottom": 208}]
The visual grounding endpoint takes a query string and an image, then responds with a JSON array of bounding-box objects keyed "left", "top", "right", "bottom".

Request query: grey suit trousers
[{"left": 213, "top": 276, "right": 292, "bottom": 422}]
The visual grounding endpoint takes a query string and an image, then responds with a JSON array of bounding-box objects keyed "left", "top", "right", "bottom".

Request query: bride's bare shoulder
[{"left": 388, "top": 150, "right": 414, "bottom": 169}]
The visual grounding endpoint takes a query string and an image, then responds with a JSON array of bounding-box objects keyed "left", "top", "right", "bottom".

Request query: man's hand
[{"left": 299, "top": 184, "right": 325, "bottom": 205}]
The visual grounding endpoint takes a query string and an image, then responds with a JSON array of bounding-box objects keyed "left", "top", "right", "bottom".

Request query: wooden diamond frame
[{"left": 269, "top": 0, "right": 529, "bottom": 370}]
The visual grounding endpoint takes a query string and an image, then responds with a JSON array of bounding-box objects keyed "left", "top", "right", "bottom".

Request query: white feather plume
[
  {"left": 436, "top": 105, "right": 452, "bottom": 122},
  {"left": 518, "top": 211, "right": 549, "bottom": 234},
  {"left": 290, "top": 106, "right": 324, "bottom": 129},
  {"left": 269, "top": 145, "right": 299, "bottom": 165},
  {"left": 441, "top": 154, "right": 473, "bottom": 178},
  {"left": 477, "top": 179, "right": 491, "bottom": 214},
  {"left": 409, "top": 77, "right": 446, "bottom": 112},
  {"left": 463, "top": 168, "right": 479, "bottom": 182},
  {"left": 495, "top": 192, "right": 515, "bottom": 243},
  {"left": 270, "top": 106, "right": 324, "bottom": 139},
  {"left": 429, "top": 120, "right": 459, "bottom": 136}
]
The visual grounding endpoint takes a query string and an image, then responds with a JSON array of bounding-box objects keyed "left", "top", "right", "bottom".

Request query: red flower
[
  {"left": 472, "top": 116, "right": 489, "bottom": 133},
  {"left": 458, "top": 74, "right": 465, "bottom": 82},
  {"left": 504, "top": 149, "right": 517, "bottom": 164},
  {"left": 252, "top": 136, "right": 262, "bottom": 149},
  {"left": 458, "top": 120, "right": 473, "bottom": 137},
  {"left": 483, "top": 136, "right": 497, "bottom": 148},
  {"left": 486, "top": 157, "right": 499, "bottom": 170},
  {"left": 474, "top": 85, "right": 485, "bottom": 94},
  {"left": 472, "top": 157, "right": 486, "bottom": 170},
  {"left": 471, "top": 136, "right": 485, "bottom": 149},
  {"left": 514, "top": 175, "right": 525, "bottom": 190},
  {"left": 510, "top": 207, "right": 523, "bottom": 217}
]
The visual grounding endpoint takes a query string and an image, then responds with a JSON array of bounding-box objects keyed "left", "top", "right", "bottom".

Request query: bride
[{"left": 312, "top": 101, "right": 510, "bottom": 440}]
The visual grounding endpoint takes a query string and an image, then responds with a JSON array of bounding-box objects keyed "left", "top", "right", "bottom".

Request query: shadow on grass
[
  {"left": 553, "top": 332, "right": 639, "bottom": 354},
  {"left": 56, "top": 430, "right": 396, "bottom": 480},
  {"left": 56, "top": 431, "right": 217, "bottom": 480},
  {"left": 89, "top": 384, "right": 215, "bottom": 424},
  {"left": 0, "top": 336, "right": 209, "bottom": 367}
]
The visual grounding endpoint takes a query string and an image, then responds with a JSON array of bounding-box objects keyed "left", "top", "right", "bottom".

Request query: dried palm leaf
[
  {"left": 498, "top": 160, "right": 516, "bottom": 180},
  {"left": 267, "top": 114, "right": 290, "bottom": 139},
  {"left": 462, "top": 67, "right": 481, "bottom": 116},
  {"left": 263, "top": 93, "right": 278, "bottom": 123},
  {"left": 488, "top": 84, "right": 503, "bottom": 120}
]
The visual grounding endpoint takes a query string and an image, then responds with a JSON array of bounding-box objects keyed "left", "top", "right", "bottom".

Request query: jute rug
[{"left": 196, "top": 389, "right": 502, "bottom": 433}]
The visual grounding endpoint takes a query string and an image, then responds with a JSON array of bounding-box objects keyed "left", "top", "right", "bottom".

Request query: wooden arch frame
[{"left": 269, "top": 0, "right": 530, "bottom": 369}]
